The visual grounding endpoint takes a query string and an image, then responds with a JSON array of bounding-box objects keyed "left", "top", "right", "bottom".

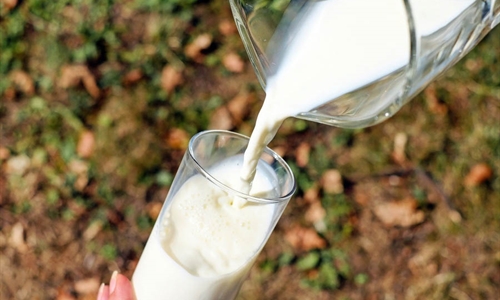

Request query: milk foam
[
  {"left": 162, "top": 155, "right": 276, "bottom": 277},
  {"left": 133, "top": 155, "right": 278, "bottom": 299}
]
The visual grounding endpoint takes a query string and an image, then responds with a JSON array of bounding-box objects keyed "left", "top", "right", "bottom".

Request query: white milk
[
  {"left": 133, "top": 155, "right": 278, "bottom": 300},
  {"left": 240, "top": 0, "right": 474, "bottom": 185}
]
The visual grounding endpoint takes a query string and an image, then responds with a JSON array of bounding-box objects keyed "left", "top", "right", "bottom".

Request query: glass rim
[{"left": 188, "top": 130, "right": 296, "bottom": 204}]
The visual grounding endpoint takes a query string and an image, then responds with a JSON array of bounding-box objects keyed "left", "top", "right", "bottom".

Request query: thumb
[{"left": 109, "top": 272, "right": 136, "bottom": 300}]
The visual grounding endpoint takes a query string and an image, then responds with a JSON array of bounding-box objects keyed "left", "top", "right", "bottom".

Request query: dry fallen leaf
[
  {"left": 9, "top": 70, "right": 35, "bottom": 95},
  {"left": 303, "top": 185, "right": 320, "bottom": 204},
  {"left": 392, "top": 132, "right": 408, "bottom": 165},
  {"left": 424, "top": 84, "right": 448, "bottom": 115},
  {"left": 218, "top": 19, "right": 237, "bottom": 36},
  {"left": 295, "top": 142, "right": 310, "bottom": 168},
  {"left": 305, "top": 201, "right": 326, "bottom": 224},
  {"left": 285, "top": 225, "right": 327, "bottom": 252},
  {"left": 227, "top": 93, "right": 252, "bottom": 123},
  {"left": 373, "top": 198, "right": 425, "bottom": 227},
  {"left": 184, "top": 33, "right": 212, "bottom": 62},
  {"left": 56, "top": 288, "right": 76, "bottom": 300},
  {"left": 222, "top": 52, "right": 245, "bottom": 73},
  {"left": 147, "top": 202, "right": 163, "bottom": 220},
  {"left": 9, "top": 222, "right": 28, "bottom": 253},
  {"left": 123, "top": 69, "right": 143, "bottom": 85},
  {"left": 2, "top": 0, "right": 18, "bottom": 11},
  {"left": 209, "top": 106, "right": 233, "bottom": 130},
  {"left": 3, "top": 87, "right": 16, "bottom": 101},
  {"left": 74, "top": 277, "right": 100, "bottom": 295},
  {"left": 67, "top": 200, "right": 87, "bottom": 218},
  {"left": 0, "top": 147, "right": 10, "bottom": 160},
  {"left": 464, "top": 163, "right": 493, "bottom": 187},
  {"left": 146, "top": 202, "right": 163, "bottom": 220},
  {"left": 68, "top": 160, "right": 89, "bottom": 192},
  {"left": 321, "top": 169, "right": 344, "bottom": 194},
  {"left": 408, "top": 244, "right": 439, "bottom": 276},
  {"left": 465, "top": 58, "right": 483, "bottom": 72},
  {"left": 83, "top": 221, "right": 103, "bottom": 241},
  {"left": 59, "top": 64, "right": 100, "bottom": 98},
  {"left": 5, "top": 154, "right": 31, "bottom": 175},
  {"left": 107, "top": 209, "right": 125, "bottom": 227},
  {"left": 77, "top": 130, "right": 95, "bottom": 158},
  {"left": 160, "top": 65, "right": 183, "bottom": 93},
  {"left": 166, "top": 128, "right": 189, "bottom": 150},
  {"left": 272, "top": 146, "right": 286, "bottom": 158},
  {"left": 353, "top": 186, "right": 370, "bottom": 207}
]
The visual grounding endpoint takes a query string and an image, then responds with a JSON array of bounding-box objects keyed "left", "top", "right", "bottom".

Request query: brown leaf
[
  {"left": 147, "top": 202, "right": 163, "bottom": 220},
  {"left": 3, "top": 87, "right": 16, "bottom": 101},
  {"left": 166, "top": 128, "right": 189, "bottom": 150},
  {"left": 408, "top": 244, "right": 439, "bottom": 276},
  {"left": 465, "top": 58, "right": 483, "bottom": 72},
  {"left": 83, "top": 221, "right": 103, "bottom": 241},
  {"left": 303, "top": 185, "right": 320, "bottom": 204},
  {"left": 305, "top": 201, "right": 326, "bottom": 224},
  {"left": 9, "top": 222, "right": 28, "bottom": 253},
  {"left": 123, "top": 69, "right": 143, "bottom": 85},
  {"left": 2, "top": 0, "right": 18, "bottom": 11},
  {"left": 218, "top": 19, "right": 237, "bottom": 36},
  {"left": 59, "top": 64, "right": 101, "bottom": 98},
  {"left": 0, "top": 147, "right": 10, "bottom": 160},
  {"left": 424, "top": 84, "right": 448, "bottom": 115},
  {"left": 272, "top": 146, "right": 286, "bottom": 158},
  {"left": 68, "top": 160, "right": 89, "bottom": 192},
  {"left": 9, "top": 70, "right": 34, "bottom": 95},
  {"left": 107, "top": 209, "right": 123, "bottom": 226},
  {"left": 285, "top": 225, "right": 327, "bottom": 252},
  {"left": 77, "top": 130, "right": 95, "bottom": 158},
  {"left": 222, "top": 52, "right": 245, "bottom": 73},
  {"left": 464, "top": 163, "right": 493, "bottom": 187},
  {"left": 5, "top": 154, "right": 30, "bottom": 175},
  {"left": 295, "top": 142, "right": 310, "bottom": 168},
  {"left": 391, "top": 132, "right": 408, "bottom": 165},
  {"left": 321, "top": 169, "right": 343, "bottom": 194},
  {"left": 160, "top": 66, "right": 183, "bottom": 93},
  {"left": 67, "top": 200, "right": 86, "bottom": 218},
  {"left": 56, "top": 288, "right": 76, "bottom": 300},
  {"left": 184, "top": 33, "right": 212, "bottom": 62},
  {"left": 373, "top": 198, "right": 425, "bottom": 227},
  {"left": 353, "top": 187, "right": 370, "bottom": 207},
  {"left": 209, "top": 106, "right": 233, "bottom": 130},
  {"left": 227, "top": 93, "right": 252, "bottom": 123},
  {"left": 74, "top": 277, "right": 100, "bottom": 295}
]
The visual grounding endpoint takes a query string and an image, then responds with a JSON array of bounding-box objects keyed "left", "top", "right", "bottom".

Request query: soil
[{"left": 1, "top": 2, "right": 499, "bottom": 299}]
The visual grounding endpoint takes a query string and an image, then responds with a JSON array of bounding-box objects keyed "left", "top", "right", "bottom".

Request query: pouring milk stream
[{"left": 132, "top": 0, "right": 499, "bottom": 299}]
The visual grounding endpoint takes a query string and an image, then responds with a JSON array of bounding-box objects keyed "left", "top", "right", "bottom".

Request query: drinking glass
[
  {"left": 230, "top": 0, "right": 499, "bottom": 128},
  {"left": 132, "top": 130, "right": 296, "bottom": 300}
]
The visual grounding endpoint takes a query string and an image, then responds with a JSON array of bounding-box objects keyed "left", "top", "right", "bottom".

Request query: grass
[{"left": 1, "top": 1, "right": 500, "bottom": 299}]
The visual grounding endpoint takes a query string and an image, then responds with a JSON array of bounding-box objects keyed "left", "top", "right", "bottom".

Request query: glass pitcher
[{"left": 230, "top": 0, "right": 500, "bottom": 129}]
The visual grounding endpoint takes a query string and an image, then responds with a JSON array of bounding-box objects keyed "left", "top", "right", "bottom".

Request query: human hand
[{"left": 97, "top": 271, "right": 135, "bottom": 300}]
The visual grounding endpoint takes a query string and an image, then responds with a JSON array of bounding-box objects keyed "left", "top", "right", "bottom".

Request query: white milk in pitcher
[
  {"left": 133, "top": 155, "right": 278, "bottom": 299},
  {"left": 240, "top": 0, "right": 475, "bottom": 184}
]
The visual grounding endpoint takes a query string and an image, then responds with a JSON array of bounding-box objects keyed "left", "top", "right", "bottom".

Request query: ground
[{"left": 1, "top": 1, "right": 500, "bottom": 299}]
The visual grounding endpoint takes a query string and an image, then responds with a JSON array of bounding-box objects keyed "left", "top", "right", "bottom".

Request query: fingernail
[
  {"left": 97, "top": 283, "right": 105, "bottom": 300},
  {"left": 109, "top": 271, "right": 118, "bottom": 294}
]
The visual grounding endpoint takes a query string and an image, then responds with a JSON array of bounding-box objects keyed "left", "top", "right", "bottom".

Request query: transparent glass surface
[
  {"left": 230, "top": 0, "right": 498, "bottom": 128},
  {"left": 132, "top": 130, "right": 296, "bottom": 300}
]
